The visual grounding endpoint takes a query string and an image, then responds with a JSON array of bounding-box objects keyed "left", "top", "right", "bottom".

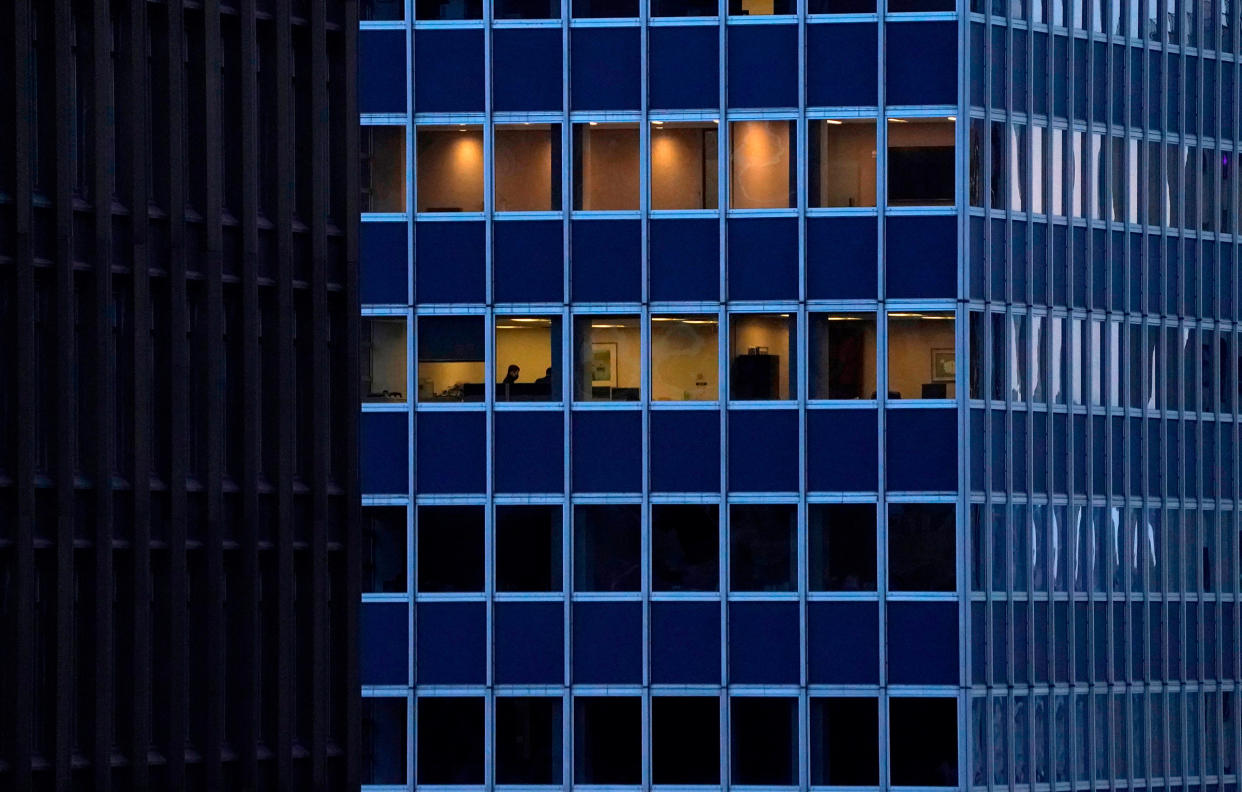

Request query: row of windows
[
  {"left": 969, "top": 119, "right": 1242, "bottom": 234},
  {"left": 968, "top": 502, "right": 1242, "bottom": 596},
  {"left": 976, "top": 0, "right": 1235, "bottom": 52},
  {"left": 363, "top": 695, "right": 958, "bottom": 787},
  {"left": 968, "top": 311, "right": 1242, "bottom": 414},
  {"left": 364, "top": 311, "right": 956, "bottom": 404},
  {"left": 363, "top": 0, "right": 950, "bottom": 21},
  {"left": 361, "top": 118, "right": 956, "bottom": 214},
  {"left": 364, "top": 501, "right": 956, "bottom": 594}
]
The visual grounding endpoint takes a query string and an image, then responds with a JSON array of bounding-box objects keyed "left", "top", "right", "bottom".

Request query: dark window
[
  {"left": 808, "top": 0, "right": 875, "bottom": 11},
  {"left": 362, "top": 316, "right": 407, "bottom": 403},
  {"left": 496, "top": 697, "right": 563, "bottom": 784},
  {"left": 362, "top": 697, "right": 408, "bottom": 785},
  {"left": 417, "top": 698, "right": 485, "bottom": 784},
  {"left": 362, "top": 0, "right": 406, "bottom": 18},
  {"left": 417, "top": 0, "right": 484, "bottom": 19},
  {"left": 730, "top": 697, "right": 798, "bottom": 785},
  {"left": 652, "top": 697, "right": 720, "bottom": 784},
  {"left": 573, "top": 505, "right": 641, "bottom": 592},
  {"left": 888, "top": 503, "right": 956, "bottom": 592},
  {"left": 808, "top": 503, "right": 877, "bottom": 591},
  {"left": 651, "top": 0, "right": 720, "bottom": 15},
  {"left": 574, "top": 697, "right": 641, "bottom": 784},
  {"left": 652, "top": 504, "right": 719, "bottom": 591},
  {"left": 810, "top": 698, "right": 879, "bottom": 785},
  {"left": 730, "top": 504, "right": 797, "bottom": 591},
  {"left": 572, "top": 0, "right": 640, "bottom": 16},
  {"left": 496, "top": 505, "right": 562, "bottom": 592},
  {"left": 364, "top": 506, "right": 407, "bottom": 593},
  {"left": 889, "top": 698, "right": 958, "bottom": 786},
  {"left": 495, "top": 0, "right": 561, "bottom": 18},
  {"left": 417, "top": 506, "right": 484, "bottom": 593}
]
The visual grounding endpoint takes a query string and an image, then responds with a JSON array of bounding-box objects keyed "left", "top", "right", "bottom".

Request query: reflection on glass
[
  {"left": 650, "top": 121, "right": 718, "bottom": 210},
  {"left": 651, "top": 315, "right": 718, "bottom": 401},
  {"left": 417, "top": 126, "right": 485, "bottom": 213},
  {"left": 574, "top": 315, "right": 640, "bottom": 401},
  {"left": 417, "top": 316, "right": 485, "bottom": 402},
  {"left": 809, "top": 313, "right": 877, "bottom": 399},
  {"left": 362, "top": 126, "right": 406, "bottom": 213},
  {"left": 730, "top": 504, "right": 797, "bottom": 592},
  {"left": 573, "top": 123, "right": 640, "bottom": 210},
  {"left": 495, "top": 124, "right": 561, "bottom": 212},
  {"left": 809, "top": 119, "right": 877, "bottom": 208},
  {"left": 730, "top": 120, "right": 795, "bottom": 209},
  {"left": 887, "top": 117, "right": 955, "bottom": 206},
  {"left": 887, "top": 311, "right": 955, "bottom": 399},
  {"left": 730, "top": 314, "right": 796, "bottom": 400},
  {"left": 495, "top": 315, "right": 561, "bottom": 401},
  {"left": 363, "top": 316, "right": 407, "bottom": 403}
]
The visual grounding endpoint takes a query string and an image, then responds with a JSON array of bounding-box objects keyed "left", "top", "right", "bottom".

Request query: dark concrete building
[{"left": 0, "top": 2, "right": 359, "bottom": 790}]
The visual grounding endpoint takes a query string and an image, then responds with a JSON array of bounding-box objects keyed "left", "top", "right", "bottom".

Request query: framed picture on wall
[
  {"left": 930, "top": 348, "right": 955, "bottom": 382},
  {"left": 591, "top": 342, "right": 618, "bottom": 388}
]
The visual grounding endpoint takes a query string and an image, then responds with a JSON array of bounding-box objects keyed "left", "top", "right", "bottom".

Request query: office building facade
[
  {"left": 358, "top": 0, "right": 1241, "bottom": 786},
  {"left": 0, "top": 1, "right": 359, "bottom": 790}
]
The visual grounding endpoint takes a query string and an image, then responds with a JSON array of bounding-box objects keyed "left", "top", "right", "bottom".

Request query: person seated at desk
[
  {"left": 533, "top": 367, "right": 552, "bottom": 388},
  {"left": 502, "top": 364, "right": 520, "bottom": 385}
]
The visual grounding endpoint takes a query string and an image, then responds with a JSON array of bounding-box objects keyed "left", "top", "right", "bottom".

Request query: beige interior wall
[
  {"left": 651, "top": 127, "right": 716, "bottom": 210},
  {"left": 417, "top": 129, "right": 485, "bottom": 212},
  {"left": 888, "top": 120, "right": 955, "bottom": 149},
  {"left": 651, "top": 320, "right": 719, "bottom": 401},
  {"left": 809, "top": 319, "right": 877, "bottom": 398},
  {"left": 581, "top": 128, "right": 640, "bottom": 210},
  {"left": 495, "top": 326, "right": 553, "bottom": 382},
  {"left": 731, "top": 121, "right": 791, "bottom": 209},
  {"left": 817, "top": 121, "right": 876, "bottom": 208},
  {"left": 731, "top": 315, "right": 793, "bottom": 398},
  {"left": 576, "top": 321, "right": 641, "bottom": 393},
  {"left": 368, "top": 318, "right": 408, "bottom": 395},
  {"left": 417, "top": 361, "right": 486, "bottom": 400},
  {"left": 887, "top": 317, "right": 956, "bottom": 399},
  {"left": 495, "top": 129, "right": 553, "bottom": 211},
  {"left": 370, "top": 127, "right": 407, "bottom": 212}
]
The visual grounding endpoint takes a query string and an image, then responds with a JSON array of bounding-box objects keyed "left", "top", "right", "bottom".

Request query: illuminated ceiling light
[
  {"left": 683, "top": 319, "right": 718, "bottom": 325},
  {"left": 823, "top": 119, "right": 844, "bottom": 125},
  {"left": 888, "top": 118, "right": 909, "bottom": 123},
  {"left": 947, "top": 115, "right": 957, "bottom": 121},
  {"left": 825, "top": 316, "right": 863, "bottom": 321},
  {"left": 651, "top": 317, "right": 679, "bottom": 321},
  {"left": 509, "top": 317, "right": 550, "bottom": 323},
  {"left": 588, "top": 121, "right": 599, "bottom": 126}
]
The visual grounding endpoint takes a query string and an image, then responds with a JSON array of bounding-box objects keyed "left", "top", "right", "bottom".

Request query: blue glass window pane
[
  {"left": 414, "top": 30, "right": 484, "bottom": 112},
  {"left": 415, "top": 221, "right": 485, "bottom": 304},
  {"left": 494, "top": 603, "right": 564, "bottom": 684},
  {"left": 650, "top": 410, "right": 720, "bottom": 492},
  {"left": 727, "top": 218, "right": 798, "bottom": 301},
  {"left": 806, "top": 24, "right": 878, "bottom": 107},
  {"left": 887, "top": 602, "right": 958, "bottom": 684},
  {"left": 728, "top": 410, "right": 799, "bottom": 492},
  {"left": 886, "top": 409, "right": 957, "bottom": 492},
  {"left": 727, "top": 26, "right": 797, "bottom": 108},
  {"left": 807, "top": 217, "right": 877, "bottom": 300},
  {"left": 572, "top": 411, "right": 642, "bottom": 492},
  {"left": 650, "top": 219, "right": 720, "bottom": 302},
  {"left": 494, "top": 221, "right": 564, "bottom": 303},
  {"left": 886, "top": 215, "right": 956, "bottom": 299},
  {"left": 571, "top": 28, "right": 640, "bottom": 110},
  {"left": 649, "top": 27, "right": 719, "bottom": 109},
  {"left": 495, "top": 411, "right": 564, "bottom": 493},
  {"left": 651, "top": 602, "right": 722, "bottom": 684},
  {"left": 359, "top": 30, "right": 407, "bottom": 113},
  {"left": 361, "top": 222, "right": 409, "bottom": 305},
  {"left": 415, "top": 412, "right": 486, "bottom": 494},
  {"left": 416, "top": 602, "right": 487, "bottom": 684},
  {"left": 729, "top": 602, "right": 799, "bottom": 683},
  {"left": 361, "top": 412, "right": 409, "bottom": 495},
  {"left": 807, "top": 410, "right": 877, "bottom": 491},
  {"left": 808, "top": 601, "right": 879, "bottom": 683},
  {"left": 571, "top": 220, "right": 642, "bottom": 302},
  {"left": 573, "top": 602, "right": 643, "bottom": 683},
  {"left": 493, "top": 29, "right": 563, "bottom": 112},
  {"left": 361, "top": 602, "right": 409, "bottom": 686}
]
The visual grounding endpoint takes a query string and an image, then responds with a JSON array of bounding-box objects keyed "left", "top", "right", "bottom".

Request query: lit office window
[
  {"left": 416, "top": 125, "right": 485, "bottom": 213},
  {"left": 653, "top": 697, "right": 720, "bottom": 784},
  {"left": 729, "top": 0, "right": 794, "bottom": 14},
  {"left": 810, "top": 698, "right": 879, "bottom": 785},
  {"left": 730, "top": 313, "right": 796, "bottom": 400},
  {"left": 730, "top": 504, "right": 797, "bottom": 592},
  {"left": 809, "top": 119, "right": 877, "bottom": 208},
  {"left": 809, "top": 313, "right": 877, "bottom": 399},
  {"left": 887, "top": 311, "right": 955, "bottom": 399},
  {"left": 495, "top": 315, "right": 561, "bottom": 402},
  {"left": 417, "top": 0, "right": 484, "bottom": 19},
  {"left": 495, "top": 0, "right": 560, "bottom": 17},
  {"left": 650, "top": 121, "right": 719, "bottom": 210},
  {"left": 652, "top": 504, "right": 719, "bottom": 591},
  {"left": 730, "top": 120, "right": 796, "bottom": 209},
  {"left": 574, "top": 505, "right": 641, "bottom": 592},
  {"left": 731, "top": 698, "right": 798, "bottom": 786},
  {"left": 496, "top": 698, "right": 562, "bottom": 784},
  {"left": 573, "top": 123, "right": 640, "bottom": 211},
  {"left": 887, "top": 117, "right": 955, "bottom": 206},
  {"left": 495, "top": 124, "right": 561, "bottom": 212},
  {"left": 362, "top": 316, "right": 407, "bottom": 403},
  {"left": 651, "top": 314, "right": 719, "bottom": 401},
  {"left": 417, "top": 316, "right": 485, "bottom": 402},
  {"left": 651, "top": 0, "right": 719, "bottom": 15},
  {"left": 496, "top": 505, "right": 562, "bottom": 592},
  {"left": 573, "top": 315, "right": 640, "bottom": 402},
  {"left": 808, "top": 503, "right": 877, "bottom": 591},
  {"left": 362, "top": 0, "right": 405, "bottom": 19},
  {"left": 808, "top": 0, "right": 876, "bottom": 10},
  {"left": 417, "top": 505, "right": 484, "bottom": 593},
  {"left": 418, "top": 698, "right": 485, "bottom": 784},
  {"left": 364, "top": 506, "right": 407, "bottom": 594},
  {"left": 573, "top": 0, "right": 639, "bottom": 16},
  {"left": 888, "top": 503, "right": 955, "bottom": 592},
  {"left": 575, "top": 699, "right": 641, "bottom": 784},
  {"left": 362, "top": 697, "right": 408, "bottom": 785},
  {"left": 889, "top": 698, "right": 958, "bottom": 786},
  {"left": 361, "top": 126, "right": 406, "bottom": 213}
]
